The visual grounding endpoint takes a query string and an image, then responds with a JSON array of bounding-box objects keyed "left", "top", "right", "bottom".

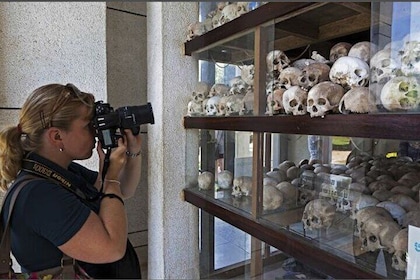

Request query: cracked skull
[
  {"left": 392, "top": 228, "right": 408, "bottom": 272},
  {"left": 232, "top": 176, "right": 253, "bottom": 197},
  {"left": 298, "top": 62, "right": 331, "bottom": 91},
  {"left": 283, "top": 85, "right": 308, "bottom": 115},
  {"left": 380, "top": 76, "right": 420, "bottom": 112},
  {"left": 329, "top": 56, "right": 370, "bottom": 89},
  {"left": 329, "top": 42, "right": 353, "bottom": 63},
  {"left": 266, "top": 50, "right": 290, "bottom": 77}
]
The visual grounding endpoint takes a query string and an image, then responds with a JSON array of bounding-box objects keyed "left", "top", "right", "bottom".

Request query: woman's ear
[{"left": 46, "top": 128, "right": 62, "bottom": 146}]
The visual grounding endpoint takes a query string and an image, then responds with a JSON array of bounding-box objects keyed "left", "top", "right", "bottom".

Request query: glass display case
[{"left": 183, "top": 2, "right": 420, "bottom": 279}]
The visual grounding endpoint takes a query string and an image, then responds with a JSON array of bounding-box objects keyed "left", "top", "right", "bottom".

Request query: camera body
[{"left": 92, "top": 101, "right": 155, "bottom": 148}]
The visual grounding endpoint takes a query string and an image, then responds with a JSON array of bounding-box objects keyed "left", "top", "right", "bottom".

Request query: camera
[{"left": 92, "top": 101, "right": 155, "bottom": 148}]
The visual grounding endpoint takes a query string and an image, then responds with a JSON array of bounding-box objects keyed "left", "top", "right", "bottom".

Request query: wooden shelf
[
  {"left": 183, "top": 187, "right": 392, "bottom": 279},
  {"left": 184, "top": 114, "right": 420, "bottom": 141}
]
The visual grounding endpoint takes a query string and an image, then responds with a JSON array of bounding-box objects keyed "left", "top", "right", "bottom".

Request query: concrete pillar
[{"left": 147, "top": 2, "right": 200, "bottom": 279}]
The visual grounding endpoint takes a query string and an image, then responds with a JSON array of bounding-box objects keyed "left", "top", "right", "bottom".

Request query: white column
[{"left": 147, "top": 2, "right": 200, "bottom": 279}]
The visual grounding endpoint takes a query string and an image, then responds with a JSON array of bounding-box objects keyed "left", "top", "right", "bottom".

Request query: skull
[
  {"left": 275, "top": 181, "right": 298, "bottom": 206},
  {"left": 307, "top": 81, "right": 345, "bottom": 118},
  {"left": 266, "top": 79, "right": 282, "bottom": 95},
  {"left": 298, "top": 188, "right": 316, "bottom": 206},
  {"left": 211, "top": 10, "right": 223, "bottom": 29},
  {"left": 187, "top": 21, "right": 206, "bottom": 41},
  {"left": 229, "top": 76, "right": 248, "bottom": 95},
  {"left": 372, "top": 189, "right": 394, "bottom": 202},
  {"left": 302, "top": 198, "right": 335, "bottom": 231},
  {"left": 192, "top": 82, "right": 211, "bottom": 103},
  {"left": 198, "top": 171, "right": 214, "bottom": 190},
  {"left": 350, "top": 194, "right": 379, "bottom": 219},
  {"left": 380, "top": 76, "right": 420, "bottom": 111},
  {"left": 338, "top": 86, "right": 378, "bottom": 114},
  {"left": 329, "top": 56, "right": 370, "bottom": 89},
  {"left": 219, "top": 3, "right": 241, "bottom": 25},
  {"left": 402, "top": 210, "right": 420, "bottom": 228},
  {"left": 226, "top": 94, "right": 245, "bottom": 116},
  {"left": 329, "top": 42, "right": 352, "bottom": 63},
  {"left": 388, "top": 194, "right": 418, "bottom": 212},
  {"left": 209, "top": 83, "right": 229, "bottom": 97},
  {"left": 187, "top": 100, "right": 204, "bottom": 116},
  {"left": 232, "top": 176, "right": 252, "bottom": 197},
  {"left": 217, "top": 95, "right": 230, "bottom": 116},
  {"left": 355, "top": 206, "right": 394, "bottom": 236},
  {"left": 392, "top": 228, "right": 408, "bottom": 272},
  {"left": 266, "top": 88, "right": 286, "bottom": 115},
  {"left": 283, "top": 86, "right": 308, "bottom": 116},
  {"left": 266, "top": 50, "right": 290, "bottom": 77},
  {"left": 217, "top": 170, "right": 233, "bottom": 190},
  {"left": 298, "top": 62, "right": 330, "bottom": 90},
  {"left": 376, "top": 201, "right": 406, "bottom": 226},
  {"left": 292, "top": 58, "right": 316, "bottom": 70},
  {"left": 279, "top": 67, "right": 302, "bottom": 89},
  {"left": 263, "top": 185, "right": 284, "bottom": 211},
  {"left": 360, "top": 215, "right": 400, "bottom": 253},
  {"left": 240, "top": 88, "right": 254, "bottom": 115},
  {"left": 400, "top": 32, "right": 420, "bottom": 76},
  {"left": 266, "top": 169, "right": 287, "bottom": 183},
  {"left": 348, "top": 41, "right": 377, "bottom": 65},
  {"left": 240, "top": 64, "right": 255, "bottom": 86},
  {"left": 370, "top": 48, "right": 401, "bottom": 85},
  {"left": 236, "top": 2, "right": 250, "bottom": 16},
  {"left": 206, "top": 96, "right": 221, "bottom": 116}
]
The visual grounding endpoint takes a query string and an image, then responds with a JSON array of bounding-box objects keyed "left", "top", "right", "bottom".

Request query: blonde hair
[{"left": 0, "top": 84, "right": 95, "bottom": 191}]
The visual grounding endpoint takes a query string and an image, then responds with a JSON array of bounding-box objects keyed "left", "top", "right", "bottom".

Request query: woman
[{"left": 0, "top": 83, "right": 142, "bottom": 278}]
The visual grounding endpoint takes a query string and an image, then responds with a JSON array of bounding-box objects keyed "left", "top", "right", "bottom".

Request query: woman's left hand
[{"left": 123, "top": 129, "right": 142, "bottom": 157}]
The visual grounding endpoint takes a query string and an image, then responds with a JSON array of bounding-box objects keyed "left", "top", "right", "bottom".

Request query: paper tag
[{"left": 407, "top": 225, "right": 420, "bottom": 279}]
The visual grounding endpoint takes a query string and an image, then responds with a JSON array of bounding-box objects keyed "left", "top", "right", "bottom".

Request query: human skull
[
  {"left": 329, "top": 42, "right": 352, "bottom": 63},
  {"left": 279, "top": 67, "right": 302, "bottom": 89},
  {"left": 198, "top": 171, "right": 214, "bottom": 190},
  {"left": 187, "top": 100, "right": 204, "bottom": 116},
  {"left": 266, "top": 50, "right": 290, "bottom": 77},
  {"left": 298, "top": 62, "right": 331, "bottom": 90},
  {"left": 400, "top": 32, "right": 420, "bottom": 76},
  {"left": 402, "top": 210, "right": 420, "bottom": 227},
  {"left": 350, "top": 194, "right": 379, "bottom": 219},
  {"left": 219, "top": 3, "right": 242, "bottom": 25},
  {"left": 338, "top": 86, "right": 378, "bottom": 114},
  {"left": 388, "top": 194, "right": 418, "bottom": 212},
  {"left": 329, "top": 56, "right": 370, "bottom": 89},
  {"left": 192, "top": 82, "right": 211, "bottom": 102},
  {"left": 392, "top": 228, "right": 408, "bottom": 272},
  {"left": 226, "top": 94, "right": 245, "bottom": 116},
  {"left": 240, "top": 88, "right": 254, "bottom": 115},
  {"left": 275, "top": 181, "right": 298, "bottom": 206},
  {"left": 232, "top": 176, "right": 252, "bottom": 197},
  {"left": 265, "top": 88, "right": 286, "bottom": 115},
  {"left": 307, "top": 81, "right": 345, "bottom": 118},
  {"left": 217, "top": 170, "right": 233, "bottom": 189},
  {"left": 236, "top": 2, "right": 250, "bottom": 16},
  {"left": 360, "top": 215, "right": 400, "bottom": 253},
  {"left": 266, "top": 169, "right": 287, "bottom": 183},
  {"left": 292, "top": 58, "right": 316, "bottom": 70},
  {"left": 187, "top": 21, "right": 206, "bottom": 41},
  {"left": 302, "top": 198, "right": 335, "bottom": 231},
  {"left": 217, "top": 95, "right": 230, "bottom": 116},
  {"left": 348, "top": 41, "right": 377, "bottom": 65},
  {"left": 380, "top": 76, "right": 420, "bottom": 111},
  {"left": 298, "top": 188, "right": 316, "bottom": 206},
  {"left": 283, "top": 86, "right": 308, "bottom": 116},
  {"left": 211, "top": 10, "right": 224, "bottom": 28},
  {"left": 206, "top": 96, "right": 221, "bottom": 116},
  {"left": 263, "top": 185, "right": 284, "bottom": 211},
  {"left": 209, "top": 83, "right": 229, "bottom": 97},
  {"left": 241, "top": 64, "right": 255, "bottom": 86},
  {"left": 370, "top": 48, "right": 401, "bottom": 85},
  {"left": 376, "top": 201, "right": 406, "bottom": 226},
  {"left": 355, "top": 206, "right": 394, "bottom": 236},
  {"left": 229, "top": 76, "right": 248, "bottom": 95}
]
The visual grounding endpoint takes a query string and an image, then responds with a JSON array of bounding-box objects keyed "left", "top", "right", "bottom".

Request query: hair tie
[{"left": 17, "top": 124, "right": 23, "bottom": 134}]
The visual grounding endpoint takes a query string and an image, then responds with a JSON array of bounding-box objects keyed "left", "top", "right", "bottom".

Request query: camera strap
[{"left": 21, "top": 159, "right": 99, "bottom": 201}]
